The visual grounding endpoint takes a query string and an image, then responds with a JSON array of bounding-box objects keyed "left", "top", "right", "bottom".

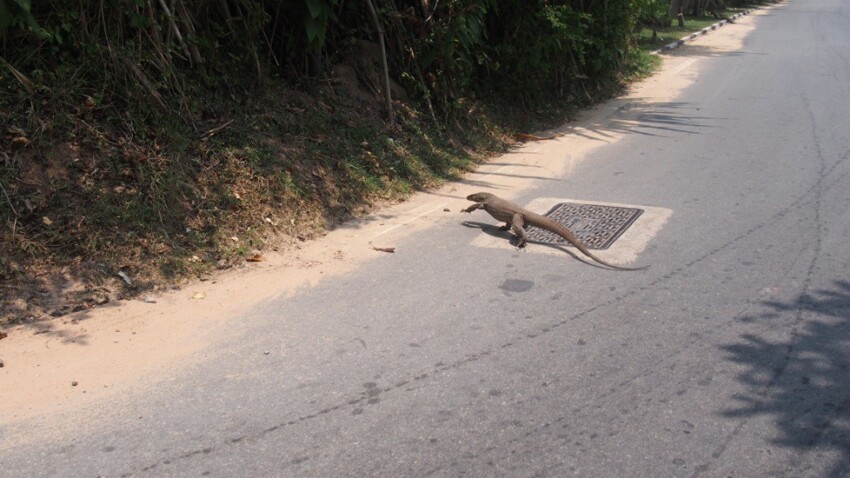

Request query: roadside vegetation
[
  {"left": 0, "top": 0, "right": 770, "bottom": 325},
  {"left": 635, "top": 4, "right": 759, "bottom": 51}
]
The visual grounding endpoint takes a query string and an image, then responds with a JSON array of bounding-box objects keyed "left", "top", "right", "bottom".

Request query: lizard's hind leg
[
  {"left": 499, "top": 223, "right": 526, "bottom": 248},
  {"left": 509, "top": 214, "right": 528, "bottom": 248}
]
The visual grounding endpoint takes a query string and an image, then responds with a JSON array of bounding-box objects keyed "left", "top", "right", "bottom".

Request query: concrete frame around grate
[{"left": 468, "top": 197, "right": 672, "bottom": 265}]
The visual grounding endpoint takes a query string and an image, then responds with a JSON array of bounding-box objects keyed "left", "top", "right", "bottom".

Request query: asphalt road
[{"left": 3, "top": 1, "right": 850, "bottom": 476}]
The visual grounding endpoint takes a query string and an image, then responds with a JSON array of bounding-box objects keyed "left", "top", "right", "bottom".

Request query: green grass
[
  {"left": 635, "top": 15, "right": 732, "bottom": 52},
  {"left": 625, "top": 48, "right": 664, "bottom": 81}
]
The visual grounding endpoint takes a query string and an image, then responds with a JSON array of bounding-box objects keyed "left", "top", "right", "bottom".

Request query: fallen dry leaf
[
  {"left": 246, "top": 254, "right": 265, "bottom": 262},
  {"left": 369, "top": 243, "right": 396, "bottom": 253},
  {"left": 513, "top": 132, "right": 557, "bottom": 142}
]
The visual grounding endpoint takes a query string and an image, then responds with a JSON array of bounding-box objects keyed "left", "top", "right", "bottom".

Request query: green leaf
[
  {"left": 0, "top": 1, "right": 13, "bottom": 30},
  {"left": 305, "top": 19, "right": 320, "bottom": 44},
  {"left": 306, "top": 0, "right": 326, "bottom": 19}
]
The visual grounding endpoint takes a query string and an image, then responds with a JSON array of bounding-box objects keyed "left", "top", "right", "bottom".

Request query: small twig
[
  {"left": 262, "top": 30, "right": 281, "bottom": 67},
  {"left": 0, "top": 181, "right": 18, "bottom": 218},
  {"left": 123, "top": 58, "right": 167, "bottom": 109},
  {"left": 424, "top": 0, "right": 441, "bottom": 23},
  {"left": 0, "top": 283, "right": 26, "bottom": 289},
  {"left": 200, "top": 119, "right": 233, "bottom": 139},
  {"left": 0, "top": 56, "right": 35, "bottom": 95}
]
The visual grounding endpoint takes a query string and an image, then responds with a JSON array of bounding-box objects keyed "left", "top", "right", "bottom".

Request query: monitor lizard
[{"left": 462, "top": 192, "right": 648, "bottom": 271}]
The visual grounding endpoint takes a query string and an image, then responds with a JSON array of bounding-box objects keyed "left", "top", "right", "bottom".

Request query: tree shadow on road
[
  {"left": 720, "top": 280, "right": 850, "bottom": 477},
  {"left": 549, "top": 100, "right": 719, "bottom": 143}
]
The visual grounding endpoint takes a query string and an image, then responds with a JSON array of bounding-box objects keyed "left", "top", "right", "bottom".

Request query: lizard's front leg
[
  {"left": 509, "top": 213, "right": 528, "bottom": 248},
  {"left": 462, "top": 202, "right": 484, "bottom": 213}
]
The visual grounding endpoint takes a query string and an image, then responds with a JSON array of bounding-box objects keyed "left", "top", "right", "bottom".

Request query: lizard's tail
[
  {"left": 533, "top": 214, "right": 649, "bottom": 271},
  {"left": 586, "top": 254, "right": 650, "bottom": 271}
]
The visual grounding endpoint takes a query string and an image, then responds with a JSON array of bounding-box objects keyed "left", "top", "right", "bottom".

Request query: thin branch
[
  {"left": 173, "top": 0, "right": 204, "bottom": 64},
  {"left": 157, "top": 0, "right": 192, "bottom": 61},
  {"left": 408, "top": 47, "right": 438, "bottom": 125},
  {"left": 0, "top": 181, "right": 18, "bottom": 218},
  {"left": 366, "top": 0, "right": 395, "bottom": 127},
  {"left": 123, "top": 58, "right": 167, "bottom": 110},
  {"left": 425, "top": 0, "right": 440, "bottom": 23},
  {"left": 0, "top": 56, "right": 35, "bottom": 95},
  {"left": 200, "top": 119, "right": 233, "bottom": 139}
]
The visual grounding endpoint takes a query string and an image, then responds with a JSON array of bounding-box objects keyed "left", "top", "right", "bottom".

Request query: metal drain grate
[{"left": 526, "top": 203, "right": 643, "bottom": 250}]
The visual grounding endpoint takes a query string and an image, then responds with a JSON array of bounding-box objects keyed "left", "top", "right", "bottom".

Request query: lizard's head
[{"left": 466, "top": 192, "right": 492, "bottom": 202}]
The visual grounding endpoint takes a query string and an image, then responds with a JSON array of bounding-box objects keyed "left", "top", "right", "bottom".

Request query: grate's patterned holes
[{"left": 526, "top": 203, "right": 643, "bottom": 250}]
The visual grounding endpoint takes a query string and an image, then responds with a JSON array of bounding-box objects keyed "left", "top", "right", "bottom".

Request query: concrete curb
[{"left": 651, "top": 9, "right": 755, "bottom": 55}]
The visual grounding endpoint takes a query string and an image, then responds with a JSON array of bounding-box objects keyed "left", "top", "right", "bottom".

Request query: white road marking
[{"left": 671, "top": 58, "right": 698, "bottom": 75}]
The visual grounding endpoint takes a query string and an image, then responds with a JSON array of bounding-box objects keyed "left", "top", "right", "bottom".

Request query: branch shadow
[
  {"left": 549, "top": 100, "right": 720, "bottom": 143},
  {"left": 719, "top": 280, "right": 850, "bottom": 477}
]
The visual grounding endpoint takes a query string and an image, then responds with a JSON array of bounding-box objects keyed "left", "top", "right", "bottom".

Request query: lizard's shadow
[{"left": 460, "top": 220, "right": 608, "bottom": 269}]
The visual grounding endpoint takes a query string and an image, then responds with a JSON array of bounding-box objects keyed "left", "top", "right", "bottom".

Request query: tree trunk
[
  {"left": 366, "top": 0, "right": 395, "bottom": 127},
  {"left": 670, "top": 0, "right": 690, "bottom": 27},
  {"left": 668, "top": 0, "right": 681, "bottom": 20}
]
